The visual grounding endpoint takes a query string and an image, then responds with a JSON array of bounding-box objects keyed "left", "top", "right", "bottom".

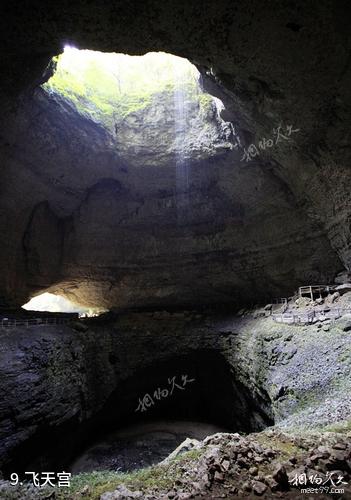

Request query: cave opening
[
  {"left": 2, "top": 350, "right": 273, "bottom": 477},
  {"left": 42, "top": 46, "right": 233, "bottom": 159},
  {"left": 21, "top": 292, "right": 104, "bottom": 317},
  {"left": 22, "top": 292, "right": 87, "bottom": 314},
  {"left": 45, "top": 47, "right": 204, "bottom": 123}
]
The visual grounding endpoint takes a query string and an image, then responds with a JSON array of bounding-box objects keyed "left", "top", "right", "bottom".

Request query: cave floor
[{"left": 70, "top": 421, "right": 227, "bottom": 474}]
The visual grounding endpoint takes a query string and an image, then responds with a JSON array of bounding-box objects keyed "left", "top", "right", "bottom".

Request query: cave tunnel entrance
[
  {"left": 22, "top": 292, "right": 88, "bottom": 315},
  {"left": 2, "top": 350, "right": 273, "bottom": 476},
  {"left": 21, "top": 292, "right": 104, "bottom": 317}
]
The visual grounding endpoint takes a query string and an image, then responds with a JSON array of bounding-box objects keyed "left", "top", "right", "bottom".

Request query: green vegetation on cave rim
[{"left": 42, "top": 49, "right": 214, "bottom": 129}]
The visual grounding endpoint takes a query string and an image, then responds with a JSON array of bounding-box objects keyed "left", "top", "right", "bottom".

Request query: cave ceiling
[{"left": 0, "top": 0, "right": 350, "bottom": 309}]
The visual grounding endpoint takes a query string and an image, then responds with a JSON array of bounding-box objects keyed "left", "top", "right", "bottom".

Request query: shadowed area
[
  {"left": 70, "top": 421, "right": 226, "bottom": 473},
  {"left": 1, "top": 349, "right": 273, "bottom": 476}
]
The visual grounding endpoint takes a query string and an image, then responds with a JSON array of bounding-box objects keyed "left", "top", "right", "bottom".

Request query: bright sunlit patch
[
  {"left": 42, "top": 48, "right": 234, "bottom": 168},
  {"left": 63, "top": 44, "right": 77, "bottom": 51},
  {"left": 43, "top": 49, "right": 212, "bottom": 126},
  {"left": 22, "top": 292, "right": 90, "bottom": 315}
]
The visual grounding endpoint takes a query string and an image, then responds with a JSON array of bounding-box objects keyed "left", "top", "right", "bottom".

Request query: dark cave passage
[{"left": 2, "top": 349, "right": 273, "bottom": 477}]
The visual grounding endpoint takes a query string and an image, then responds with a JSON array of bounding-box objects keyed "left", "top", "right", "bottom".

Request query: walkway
[
  {"left": 272, "top": 307, "right": 351, "bottom": 325},
  {"left": 0, "top": 317, "right": 75, "bottom": 328}
]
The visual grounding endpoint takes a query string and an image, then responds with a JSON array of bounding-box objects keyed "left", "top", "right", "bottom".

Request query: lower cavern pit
[{"left": 0, "top": 337, "right": 273, "bottom": 477}]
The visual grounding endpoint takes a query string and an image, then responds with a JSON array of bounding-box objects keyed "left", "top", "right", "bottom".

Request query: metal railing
[
  {"left": 298, "top": 285, "right": 336, "bottom": 300},
  {"left": 273, "top": 297, "right": 288, "bottom": 306},
  {"left": 272, "top": 297, "right": 289, "bottom": 313},
  {"left": 272, "top": 307, "right": 351, "bottom": 325},
  {"left": 0, "top": 317, "right": 72, "bottom": 329}
]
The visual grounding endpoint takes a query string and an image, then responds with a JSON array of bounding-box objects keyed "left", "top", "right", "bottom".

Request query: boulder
[
  {"left": 161, "top": 438, "right": 200, "bottom": 464},
  {"left": 295, "top": 297, "right": 311, "bottom": 308},
  {"left": 334, "top": 272, "right": 351, "bottom": 285},
  {"left": 265, "top": 475, "right": 279, "bottom": 491},
  {"left": 330, "top": 292, "right": 340, "bottom": 303},
  {"left": 252, "top": 480, "right": 267, "bottom": 496},
  {"left": 100, "top": 485, "right": 143, "bottom": 499},
  {"left": 335, "top": 284, "right": 351, "bottom": 295},
  {"left": 272, "top": 464, "right": 289, "bottom": 490},
  {"left": 335, "top": 314, "right": 351, "bottom": 332}
]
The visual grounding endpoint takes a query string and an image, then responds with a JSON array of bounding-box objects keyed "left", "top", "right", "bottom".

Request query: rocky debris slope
[
  {"left": 224, "top": 311, "right": 351, "bottom": 431},
  {"left": 98, "top": 430, "right": 351, "bottom": 499}
]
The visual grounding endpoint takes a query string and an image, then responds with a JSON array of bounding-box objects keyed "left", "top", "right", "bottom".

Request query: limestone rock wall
[
  {"left": 0, "top": 313, "right": 350, "bottom": 471},
  {"left": 0, "top": 88, "right": 343, "bottom": 309}
]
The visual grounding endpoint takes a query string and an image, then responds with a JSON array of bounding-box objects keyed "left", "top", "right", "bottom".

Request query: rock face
[
  {"left": 0, "top": 312, "right": 350, "bottom": 473},
  {"left": 0, "top": 1, "right": 350, "bottom": 309}
]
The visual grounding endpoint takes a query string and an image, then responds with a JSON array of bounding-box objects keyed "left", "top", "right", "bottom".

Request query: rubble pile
[{"left": 100, "top": 431, "right": 351, "bottom": 499}]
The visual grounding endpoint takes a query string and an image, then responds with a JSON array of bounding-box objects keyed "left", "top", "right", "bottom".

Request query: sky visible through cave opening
[{"left": 43, "top": 47, "right": 214, "bottom": 131}]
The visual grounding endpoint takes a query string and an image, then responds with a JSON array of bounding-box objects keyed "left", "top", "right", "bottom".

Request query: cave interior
[{"left": 0, "top": 0, "right": 350, "bottom": 484}]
